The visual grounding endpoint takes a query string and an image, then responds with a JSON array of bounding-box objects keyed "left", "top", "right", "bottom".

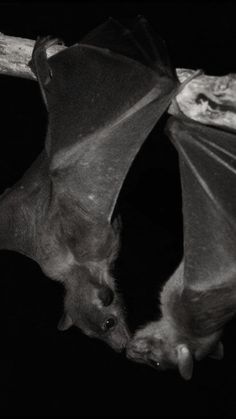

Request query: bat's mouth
[
  {"left": 109, "top": 338, "right": 129, "bottom": 353},
  {"left": 126, "top": 351, "right": 146, "bottom": 364},
  {"left": 115, "top": 344, "right": 127, "bottom": 354}
]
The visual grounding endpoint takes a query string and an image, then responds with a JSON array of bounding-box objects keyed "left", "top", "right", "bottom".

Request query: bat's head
[
  {"left": 126, "top": 319, "right": 223, "bottom": 379},
  {"left": 46, "top": 216, "right": 130, "bottom": 351},
  {"left": 58, "top": 264, "right": 130, "bottom": 352},
  {"left": 126, "top": 319, "right": 194, "bottom": 380}
]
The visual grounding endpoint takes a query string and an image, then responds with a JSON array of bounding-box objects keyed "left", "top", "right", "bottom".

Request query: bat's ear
[
  {"left": 176, "top": 344, "right": 193, "bottom": 380},
  {"left": 208, "top": 341, "right": 224, "bottom": 360},
  {"left": 57, "top": 313, "right": 74, "bottom": 331}
]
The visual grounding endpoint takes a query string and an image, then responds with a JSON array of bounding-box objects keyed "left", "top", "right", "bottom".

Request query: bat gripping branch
[
  {"left": 178, "top": 69, "right": 203, "bottom": 94},
  {"left": 170, "top": 69, "right": 203, "bottom": 118}
]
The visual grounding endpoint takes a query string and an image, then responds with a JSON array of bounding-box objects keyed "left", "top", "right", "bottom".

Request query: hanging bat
[
  {"left": 127, "top": 116, "right": 236, "bottom": 377},
  {"left": 0, "top": 17, "right": 178, "bottom": 351}
]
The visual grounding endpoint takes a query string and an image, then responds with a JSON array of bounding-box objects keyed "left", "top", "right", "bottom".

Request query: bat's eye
[
  {"left": 102, "top": 317, "right": 116, "bottom": 332},
  {"left": 149, "top": 359, "right": 160, "bottom": 369}
]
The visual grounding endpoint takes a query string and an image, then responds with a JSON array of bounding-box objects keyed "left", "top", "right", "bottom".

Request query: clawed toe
[
  {"left": 29, "top": 36, "right": 63, "bottom": 78},
  {"left": 33, "top": 36, "right": 63, "bottom": 54}
]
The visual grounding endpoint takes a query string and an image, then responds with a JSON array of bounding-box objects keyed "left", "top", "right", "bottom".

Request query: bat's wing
[
  {"left": 166, "top": 117, "right": 236, "bottom": 334},
  {"left": 80, "top": 17, "right": 175, "bottom": 78},
  {"left": 0, "top": 17, "right": 178, "bottom": 262},
  {"left": 34, "top": 17, "right": 178, "bottom": 222}
]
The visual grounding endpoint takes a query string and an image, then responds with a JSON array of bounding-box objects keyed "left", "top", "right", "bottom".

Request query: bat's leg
[{"left": 29, "top": 37, "right": 62, "bottom": 109}]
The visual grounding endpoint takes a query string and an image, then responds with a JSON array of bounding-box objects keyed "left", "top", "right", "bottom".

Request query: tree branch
[{"left": 0, "top": 33, "right": 236, "bottom": 131}]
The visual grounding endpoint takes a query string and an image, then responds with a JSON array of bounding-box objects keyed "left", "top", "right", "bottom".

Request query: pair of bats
[{"left": 1, "top": 17, "right": 236, "bottom": 379}]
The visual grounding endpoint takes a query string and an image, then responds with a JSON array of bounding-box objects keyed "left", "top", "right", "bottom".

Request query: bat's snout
[
  {"left": 108, "top": 323, "right": 131, "bottom": 353},
  {"left": 126, "top": 340, "right": 147, "bottom": 363}
]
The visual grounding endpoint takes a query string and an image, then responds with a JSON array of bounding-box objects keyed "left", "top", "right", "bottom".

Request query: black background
[{"left": 1, "top": 1, "right": 236, "bottom": 416}]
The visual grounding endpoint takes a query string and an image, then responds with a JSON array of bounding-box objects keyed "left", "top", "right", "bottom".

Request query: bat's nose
[
  {"left": 116, "top": 344, "right": 127, "bottom": 354},
  {"left": 109, "top": 324, "right": 131, "bottom": 352},
  {"left": 114, "top": 334, "right": 130, "bottom": 353}
]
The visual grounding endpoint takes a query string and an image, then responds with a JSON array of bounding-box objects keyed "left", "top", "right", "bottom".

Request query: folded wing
[{"left": 166, "top": 117, "right": 236, "bottom": 334}]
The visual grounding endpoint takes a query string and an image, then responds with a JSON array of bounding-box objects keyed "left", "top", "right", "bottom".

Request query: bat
[
  {"left": 0, "top": 17, "right": 178, "bottom": 351},
  {"left": 127, "top": 116, "right": 236, "bottom": 378}
]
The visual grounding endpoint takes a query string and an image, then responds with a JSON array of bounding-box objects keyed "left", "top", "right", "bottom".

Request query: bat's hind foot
[
  {"left": 29, "top": 37, "right": 63, "bottom": 84},
  {"left": 29, "top": 37, "right": 64, "bottom": 109}
]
